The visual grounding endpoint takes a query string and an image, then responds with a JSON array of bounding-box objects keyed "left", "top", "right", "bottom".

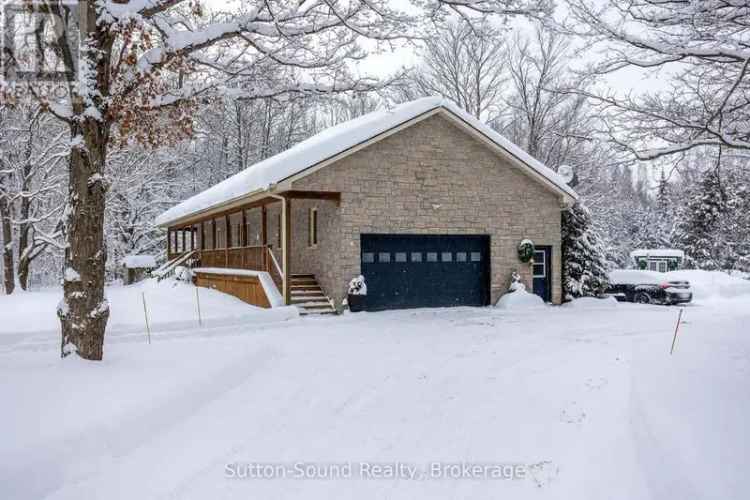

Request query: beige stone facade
[{"left": 284, "top": 113, "right": 565, "bottom": 308}]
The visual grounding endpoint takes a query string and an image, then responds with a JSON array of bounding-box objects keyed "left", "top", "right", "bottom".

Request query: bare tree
[
  {"left": 495, "top": 27, "right": 601, "bottom": 175},
  {"left": 0, "top": 103, "right": 67, "bottom": 294},
  {"left": 398, "top": 18, "right": 507, "bottom": 119},
  {"left": 565, "top": 0, "right": 750, "bottom": 160}
]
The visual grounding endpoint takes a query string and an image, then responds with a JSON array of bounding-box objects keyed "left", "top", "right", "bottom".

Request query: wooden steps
[{"left": 290, "top": 274, "right": 336, "bottom": 315}]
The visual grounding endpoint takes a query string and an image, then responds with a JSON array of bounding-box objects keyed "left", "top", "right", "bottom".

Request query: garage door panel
[{"left": 361, "top": 234, "right": 490, "bottom": 311}]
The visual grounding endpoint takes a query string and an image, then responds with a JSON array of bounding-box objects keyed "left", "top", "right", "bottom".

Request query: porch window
[
  {"left": 193, "top": 224, "right": 201, "bottom": 251},
  {"left": 203, "top": 220, "right": 214, "bottom": 249},
  {"left": 245, "top": 209, "right": 262, "bottom": 245},
  {"left": 308, "top": 207, "right": 318, "bottom": 247},
  {"left": 229, "top": 212, "right": 242, "bottom": 248},
  {"left": 215, "top": 217, "right": 227, "bottom": 249}
]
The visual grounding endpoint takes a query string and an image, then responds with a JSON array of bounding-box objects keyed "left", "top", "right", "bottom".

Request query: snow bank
[
  {"left": 666, "top": 270, "right": 750, "bottom": 302},
  {"left": 562, "top": 296, "right": 619, "bottom": 309},
  {"left": 495, "top": 290, "right": 546, "bottom": 310},
  {"left": 155, "top": 97, "right": 577, "bottom": 226}
]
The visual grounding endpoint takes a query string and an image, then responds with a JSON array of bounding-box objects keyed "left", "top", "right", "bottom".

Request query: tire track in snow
[{"left": 0, "top": 345, "right": 280, "bottom": 500}]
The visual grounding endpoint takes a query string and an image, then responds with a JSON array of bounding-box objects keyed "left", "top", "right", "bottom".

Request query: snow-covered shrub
[
  {"left": 348, "top": 275, "right": 367, "bottom": 295},
  {"left": 508, "top": 271, "right": 525, "bottom": 292},
  {"left": 174, "top": 266, "right": 192, "bottom": 282}
]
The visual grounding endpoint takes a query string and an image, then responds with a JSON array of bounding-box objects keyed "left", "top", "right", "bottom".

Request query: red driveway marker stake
[{"left": 670, "top": 308, "right": 684, "bottom": 355}]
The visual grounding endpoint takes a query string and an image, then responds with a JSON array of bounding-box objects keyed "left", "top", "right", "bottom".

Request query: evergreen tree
[
  {"left": 673, "top": 168, "right": 730, "bottom": 270},
  {"left": 639, "top": 169, "right": 674, "bottom": 249},
  {"left": 561, "top": 202, "right": 610, "bottom": 300}
]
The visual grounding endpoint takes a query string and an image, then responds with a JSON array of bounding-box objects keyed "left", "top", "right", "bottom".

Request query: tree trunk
[
  {"left": 0, "top": 195, "right": 14, "bottom": 295},
  {"left": 17, "top": 254, "right": 30, "bottom": 291},
  {"left": 58, "top": 121, "right": 110, "bottom": 360}
]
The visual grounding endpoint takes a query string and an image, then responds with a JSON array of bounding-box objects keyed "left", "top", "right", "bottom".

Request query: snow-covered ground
[
  {"left": 0, "top": 279, "right": 297, "bottom": 342},
  {"left": 1, "top": 275, "right": 749, "bottom": 500}
]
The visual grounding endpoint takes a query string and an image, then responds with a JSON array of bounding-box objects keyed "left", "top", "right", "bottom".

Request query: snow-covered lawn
[
  {"left": 0, "top": 279, "right": 297, "bottom": 342},
  {"left": 1, "top": 279, "right": 748, "bottom": 499}
]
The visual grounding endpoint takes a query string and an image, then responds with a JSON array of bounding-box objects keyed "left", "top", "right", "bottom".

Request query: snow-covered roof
[
  {"left": 122, "top": 255, "right": 157, "bottom": 269},
  {"left": 156, "top": 96, "right": 578, "bottom": 227},
  {"left": 630, "top": 249, "right": 685, "bottom": 259}
]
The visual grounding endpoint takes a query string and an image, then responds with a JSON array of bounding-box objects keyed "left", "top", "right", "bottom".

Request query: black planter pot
[{"left": 348, "top": 294, "right": 366, "bottom": 312}]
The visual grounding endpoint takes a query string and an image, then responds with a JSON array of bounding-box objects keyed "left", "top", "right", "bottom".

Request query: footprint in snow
[
  {"left": 527, "top": 461, "right": 559, "bottom": 488},
  {"left": 560, "top": 401, "right": 586, "bottom": 424},
  {"left": 585, "top": 377, "right": 608, "bottom": 390}
]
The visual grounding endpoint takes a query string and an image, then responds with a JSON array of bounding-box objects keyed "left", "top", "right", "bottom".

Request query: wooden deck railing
[{"left": 199, "top": 245, "right": 267, "bottom": 270}]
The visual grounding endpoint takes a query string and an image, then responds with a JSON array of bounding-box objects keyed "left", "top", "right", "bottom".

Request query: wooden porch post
[
  {"left": 283, "top": 197, "right": 291, "bottom": 305},
  {"left": 200, "top": 221, "right": 204, "bottom": 251},
  {"left": 167, "top": 228, "right": 172, "bottom": 260},
  {"left": 241, "top": 209, "right": 247, "bottom": 246},
  {"left": 224, "top": 214, "right": 230, "bottom": 267},
  {"left": 241, "top": 209, "right": 247, "bottom": 269},
  {"left": 261, "top": 205, "right": 268, "bottom": 271},
  {"left": 212, "top": 218, "right": 217, "bottom": 252}
]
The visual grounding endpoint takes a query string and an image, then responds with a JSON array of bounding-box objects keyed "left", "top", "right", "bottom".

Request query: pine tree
[
  {"left": 639, "top": 169, "right": 673, "bottom": 249},
  {"left": 561, "top": 202, "right": 610, "bottom": 300},
  {"left": 673, "top": 168, "right": 730, "bottom": 270}
]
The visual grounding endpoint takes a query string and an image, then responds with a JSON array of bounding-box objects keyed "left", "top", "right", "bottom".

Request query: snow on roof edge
[
  {"left": 156, "top": 97, "right": 578, "bottom": 227},
  {"left": 630, "top": 249, "right": 685, "bottom": 259}
]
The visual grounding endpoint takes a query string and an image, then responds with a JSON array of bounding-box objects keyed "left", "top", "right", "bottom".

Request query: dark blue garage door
[{"left": 360, "top": 234, "right": 490, "bottom": 311}]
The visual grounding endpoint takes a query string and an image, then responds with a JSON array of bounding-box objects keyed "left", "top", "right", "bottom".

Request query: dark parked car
[{"left": 607, "top": 270, "right": 693, "bottom": 305}]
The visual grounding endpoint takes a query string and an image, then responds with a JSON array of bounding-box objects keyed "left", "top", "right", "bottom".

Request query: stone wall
[{"left": 289, "top": 113, "right": 564, "bottom": 308}]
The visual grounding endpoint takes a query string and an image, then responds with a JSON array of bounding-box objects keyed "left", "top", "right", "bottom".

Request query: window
[
  {"left": 426, "top": 252, "right": 438, "bottom": 262},
  {"left": 245, "top": 209, "right": 261, "bottom": 245},
  {"left": 657, "top": 261, "right": 668, "bottom": 273},
  {"left": 456, "top": 252, "right": 467, "bottom": 262},
  {"left": 215, "top": 217, "right": 227, "bottom": 249},
  {"left": 395, "top": 252, "right": 407, "bottom": 262},
  {"left": 194, "top": 224, "right": 202, "bottom": 251},
  {"left": 379, "top": 252, "right": 391, "bottom": 263},
  {"left": 229, "top": 213, "right": 242, "bottom": 247},
  {"left": 470, "top": 252, "right": 481, "bottom": 262},
  {"left": 362, "top": 252, "right": 375, "bottom": 263},
  {"left": 411, "top": 252, "right": 422, "bottom": 262},
  {"left": 648, "top": 261, "right": 658, "bottom": 272},
  {"left": 533, "top": 250, "right": 546, "bottom": 277},
  {"left": 308, "top": 208, "right": 318, "bottom": 247},
  {"left": 203, "top": 220, "right": 214, "bottom": 249},
  {"left": 442, "top": 252, "right": 453, "bottom": 262}
]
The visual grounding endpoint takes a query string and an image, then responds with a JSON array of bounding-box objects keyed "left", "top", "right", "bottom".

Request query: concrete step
[
  {"left": 294, "top": 301, "right": 334, "bottom": 309},
  {"left": 291, "top": 297, "right": 328, "bottom": 304},
  {"left": 290, "top": 273, "right": 337, "bottom": 315},
  {"left": 291, "top": 288, "right": 324, "bottom": 295}
]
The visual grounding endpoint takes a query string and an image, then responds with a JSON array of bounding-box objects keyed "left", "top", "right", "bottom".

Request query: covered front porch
[{"left": 164, "top": 191, "right": 340, "bottom": 309}]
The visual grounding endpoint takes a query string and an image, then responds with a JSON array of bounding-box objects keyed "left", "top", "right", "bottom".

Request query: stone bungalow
[{"left": 155, "top": 97, "right": 578, "bottom": 314}]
